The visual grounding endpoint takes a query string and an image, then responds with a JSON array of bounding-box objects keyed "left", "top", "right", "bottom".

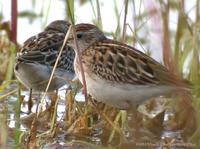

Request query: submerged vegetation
[{"left": 0, "top": 0, "right": 200, "bottom": 148}]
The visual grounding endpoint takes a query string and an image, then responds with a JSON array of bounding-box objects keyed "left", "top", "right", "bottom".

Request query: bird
[
  {"left": 14, "top": 20, "right": 75, "bottom": 111},
  {"left": 67, "top": 23, "right": 189, "bottom": 110},
  {"left": 14, "top": 20, "right": 75, "bottom": 91}
]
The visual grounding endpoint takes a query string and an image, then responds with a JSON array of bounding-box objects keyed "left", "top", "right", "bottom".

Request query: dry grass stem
[
  {"left": 0, "top": 89, "right": 17, "bottom": 101},
  {"left": 37, "top": 25, "right": 73, "bottom": 117},
  {"left": 71, "top": 26, "right": 88, "bottom": 103}
]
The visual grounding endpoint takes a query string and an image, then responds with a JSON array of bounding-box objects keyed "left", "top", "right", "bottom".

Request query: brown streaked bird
[
  {"left": 14, "top": 20, "right": 75, "bottom": 91},
  {"left": 67, "top": 23, "right": 189, "bottom": 110}
]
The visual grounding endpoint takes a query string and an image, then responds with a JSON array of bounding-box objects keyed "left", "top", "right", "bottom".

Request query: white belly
[
  {"left": 79, "top": 73, "right": 174, "bottom": 109},
  {"left": 15, "top": 63, "right": 74, "bottom": 91}
]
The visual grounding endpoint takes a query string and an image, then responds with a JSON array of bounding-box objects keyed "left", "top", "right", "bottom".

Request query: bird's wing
[
  {"left": 17, "top": 32, "right": 75, "bottom": 71},
  {"left": 84, "top": 39, "right": 179, "bottom": 85}
]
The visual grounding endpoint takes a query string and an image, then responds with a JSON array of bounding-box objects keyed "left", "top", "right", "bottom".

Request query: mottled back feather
[
  {"left": 82, "top": 39, "right": 179, "bottom": 85},
  {"left": 17, "top": 22, "right": 75, "bottom": 72}
]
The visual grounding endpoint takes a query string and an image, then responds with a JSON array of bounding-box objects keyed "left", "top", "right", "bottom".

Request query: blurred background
[
  {"left": 0, "top": 0, "right": 200, "bottom": 148},
  {"left": 1, "top": 0, "right": 196, "bottom": 59}
]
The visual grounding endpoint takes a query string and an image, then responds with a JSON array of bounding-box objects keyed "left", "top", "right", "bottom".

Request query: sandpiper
[
  {"left": 14, "top": 20, "right": 75, "bottom": 91},
  {"left": 14, "top": 20, "right": 75, "bottom": 112},
  {"left": 67, "top": 23, "right": 188, "bottom": 109}
]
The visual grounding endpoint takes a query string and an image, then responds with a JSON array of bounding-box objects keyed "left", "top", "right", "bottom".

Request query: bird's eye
[{"left": 76, "top": 33, "right": 83, "bottom": 39}]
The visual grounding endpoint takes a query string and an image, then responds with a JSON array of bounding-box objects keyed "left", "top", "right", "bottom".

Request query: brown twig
[
  {"left": 122, "top": 0, "right": 128, "bottom": 42},
  {"left": 196, "top": 0, "right": 200, "bottom": 22},
  {"left": 96, "top": 0, "right": 102, "bottom": 29},
  {"left": 174, "top": 0, "right": 185, "bottom": 70},
  {"left": 160, "top": 1, "right": 174, "bottom": 71},
  {"left": 71, "top": 26, "right": 88, "bottom": 103},
  {"left": 37, "top": 25, "right": 73, "bottom": 117},
  {"left": 11, "top": 0, "right": 17, "bottom": 45}
]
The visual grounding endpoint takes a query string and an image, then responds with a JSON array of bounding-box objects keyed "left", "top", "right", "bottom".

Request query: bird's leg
[
  {"left": 50, "top": 89, "right": 58, "bottom": 107},
  {"left": 28, "top": 88, "right": 33, "bottom": 113},
  {"left": 128, "top": 106, "right": 143, "bottom": 131}
]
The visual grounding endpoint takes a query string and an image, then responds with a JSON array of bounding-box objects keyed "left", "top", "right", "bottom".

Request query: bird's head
[
  {"left": 45, "top": 20, "right": 71, "bottom": 33},
  {"left": 67, "top": 23, "right": 106, "bottom": 52}
]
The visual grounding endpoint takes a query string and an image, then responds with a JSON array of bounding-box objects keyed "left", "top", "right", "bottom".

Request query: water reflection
[{"left": 0, "top": 81, "right": 196, "bottom": 148}]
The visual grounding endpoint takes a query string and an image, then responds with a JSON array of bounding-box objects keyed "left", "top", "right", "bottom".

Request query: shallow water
[{"left": 0, "top": 82, "right": 197, "bottom": 148}]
